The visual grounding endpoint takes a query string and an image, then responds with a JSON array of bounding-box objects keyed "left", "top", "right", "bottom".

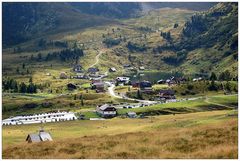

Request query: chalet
[
  {"left": 193, "top": 77, "right": 203, "bottom": 82},
  {"left": 159, "top": 89, "right": 176, "bottom": 100},
  {"left": 139, "top": 81, "right": 153, "bottom": 92},
  {"left": 89, "top": 73, "right": 101, "bottom": 79},
  {"left": 72, "top": 73, "right": 88, "bottom": 79},
  {"left": 26, "top": 129, "right": 53, "bottom": 143},
  {"left": 109, "top": 67, "right": 117, "bottom": 72},
  {"left": 67, "top": 83, "right": 77, "bottom": 90},
  {"left": 73, "top": 64, "right": 83, "bottom": 73},
  {"left": 132, "top": 81, "right": 140, "bottom": 88},
  {"left": 59, "top": 72, "right": 67, "bottom": 79},
  {"left": 116, "top": 77, "right": 130, "bottom": 84},
  {"left": 96, "top": 104, "right": 117, "bottom": 118},
  {"left": 157, "top": 79, "right": 166, "bottom": 84},
  {"left": 123, "top": 64, "right": 131, "bottom": 68},
  {"left": 91, "top": 82, "right": 105, "bottom": 93},
  {"left": 88, "top": 67, "right": 99, "bottom": 73},
  {"left": 166, "top": 77, "right": 177, "bottom": 86}
]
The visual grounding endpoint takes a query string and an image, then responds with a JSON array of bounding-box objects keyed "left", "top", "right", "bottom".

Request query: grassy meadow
[
  {"left": 2, "top": 110, "right": 237, "bottom": 159},
  {"left": 2, "top": 5, "right": 238, "bottom": 159}
]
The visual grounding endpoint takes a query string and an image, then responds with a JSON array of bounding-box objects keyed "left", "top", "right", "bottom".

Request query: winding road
[
  {"left": 107, "top": 83, "right": 157, "bottom": 104},
  {"left": 89, "top": 50, "right": 103, "bottom": 68}
]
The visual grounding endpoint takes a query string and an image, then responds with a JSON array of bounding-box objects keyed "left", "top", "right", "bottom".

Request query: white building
[
  {"left": 2, "top": 111, "right": 77, "bottom": 126},
  {"left": 116, "top": 77, "right": 130, "bottom": 83}
]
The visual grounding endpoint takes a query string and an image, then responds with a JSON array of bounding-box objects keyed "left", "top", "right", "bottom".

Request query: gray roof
[
  {"left": 99, "top": 104, "right": 110, "bottom": 111},
  {"left": 98, "top": 104, "right": 116, "bottom": 111},
  {"left": 26, "top": 131, "right": 53, "bottom": 142},
  {"left": 127, "top": 112, "right": 137, "bottom": 115},
  {"left": 39, "top": 132, "right": 53, "bottom": 141},
  {"left": 26, "top": 134, "right": 41, "bottom": 142}
]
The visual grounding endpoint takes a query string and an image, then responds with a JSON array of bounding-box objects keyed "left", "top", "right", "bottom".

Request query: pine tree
[
  {"left": 19, "top": 82, "right": 27, "bottom": 93},
  {"left": 74, "top": 94, "right": 77, "bottom": 100},
  {"left": 210, "top": 72, "right": 217, "bottom": 81},
  {"left": 80, "top": 94, "right": 84, "bottom": 106},
  {"left": 29, "top": 77, "right": 33, "bottom": 83},
  {"left": 137, "top": 89, "right": 142, "bottom": 99},
  {"left": 16, "top": 67, "right": 20, "bottom": 74}
]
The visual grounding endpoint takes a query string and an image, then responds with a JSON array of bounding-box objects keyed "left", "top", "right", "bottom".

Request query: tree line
[
  {"left": 3, "top": 78, "right": 38, "bottom": 93},
  {"left": 30, "top": 48, "right": 84, "bottom": 63}
]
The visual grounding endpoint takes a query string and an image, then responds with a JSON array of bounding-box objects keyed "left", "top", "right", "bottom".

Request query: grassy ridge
[
  {"left": 118, "top": 95, "right": 237, "bottom": 115},
  {"left": 2, "top": 110, "right": 237, "bottom": 159}
]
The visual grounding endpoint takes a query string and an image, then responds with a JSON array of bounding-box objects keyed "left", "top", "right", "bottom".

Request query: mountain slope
[
  {"left": 2, "top": 2, "right": 116, "bottom": 47},
  {"left": 150, "top": 2, "right": 238, "bottom": 76},
  {"left": 70, "top": 2, "right": 142, "bottom": 19},
  {"left": 141, "top": 2, "right": 217, "bottom": 12},
  {"left": 3, "top": 2, "right": 217, "bottom": 47}
]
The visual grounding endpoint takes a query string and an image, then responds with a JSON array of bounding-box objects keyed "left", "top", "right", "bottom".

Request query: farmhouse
[
  {"left": 123, "top": 64, "right": 131, "bottom": 68},
  {"left": 2, "top": 111, "right": 77, "bottom": 125},
  {"left": 26, "top": 129, "right": 53, "bottom": 143},
  {"left": 116, "top": 77, "right": 130, "bottom": 84},
  {"left": 157, "top": 79, "right": 166, "bottom": 84},
  {"left": 96, "top": 104, "right": 117, "bottom": 118},
  {"left": 72, "top": 73, "right": 88, "bottom": 79},
  {"left": 159, "top": 89, "right": 176, "bottom": 100},
  {"left": 132, "top": 81, "right": 139, "bottom": 88},
  {"left": 109, "top": 67, "right": 117, "bottom": 72},
  {"left": 91, "top": 81, "right": 105, "bottom": 93},
  {"left": 59, "top": 72, "right": 67, "bottom": 79},
  {"left": 193, "top": 77, "right": 203, "bottom": 82},
  {"left": 88, "top": 67, "right": 99, "bottom": 73},
  {"left": 139, "top": 81, "right": 153, "bottom": 92},
  {"left": 73, "top": 64, "right": 83, "bottom": 73}
]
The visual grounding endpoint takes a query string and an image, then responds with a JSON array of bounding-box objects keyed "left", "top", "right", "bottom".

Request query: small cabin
[
  {"left": 73, "top": 65, "right": 83, "bottom": 73},
  {"left": 116, "top": 77, "right": 130, "bottom": 84},
  {"left": 157, "top": 79, "right": 166, "bottom": 84},
  {"left": 91, "top": 82, "right": 105, "bottom": 93},
  {"left": 109, "top": 67, "right": 117, "bottom": 72},
  {"left": 96, "top": 104, "right": 117, "bottom": 118},
  {"left": 26, "top": 129, "right": 53, "bottom": 143},
  {"left": 159, "top": 89, "right": 176, "bottom": 100},
  {"left": 123, "top": 64, "right": 131, "bottom": 68},
  {"left": 139, "top": 66, "right": 145, "bottom": 70},
  {"left": 132, "top": 81, "right": 139, "bottom": 88},
  {"left": 127, "top": 112, "right": 137, "bottom": 118},
  {"left": 88, "top": 67, "right": 99, "bottom": 73},
  {"left": 140, "top": 81, "right": 152, "bottom": 92}
]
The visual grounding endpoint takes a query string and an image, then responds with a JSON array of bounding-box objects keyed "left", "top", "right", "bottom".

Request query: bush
[{"left": 23, "top": 103, "right": 38, "bottom": 109}]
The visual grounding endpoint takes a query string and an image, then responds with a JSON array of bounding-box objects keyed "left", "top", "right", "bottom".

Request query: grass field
[
  {"left": 118, "top": 95, "right": 237, "bottom": 115},
  {"left": 2, "top": 110, "right": 237, "bottom": 159}
]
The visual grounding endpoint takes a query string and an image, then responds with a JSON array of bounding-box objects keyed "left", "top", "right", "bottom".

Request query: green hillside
[{"left": 2, "top": 2, "right": 116, "bottom": 47}]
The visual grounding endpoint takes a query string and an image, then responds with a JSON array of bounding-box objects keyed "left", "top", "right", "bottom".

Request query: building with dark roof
[
  {"left": 73, "top": 64, "right": 83, "bottom": 73},
  {"left": 159, "top": 89, "right": 176, "bottom": 100},
  {"left": 139, "top": 81, "right": 152, "bottom": 92},
  {"left": 96, "top": 104, "right": 117, "bottom": 118}
]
